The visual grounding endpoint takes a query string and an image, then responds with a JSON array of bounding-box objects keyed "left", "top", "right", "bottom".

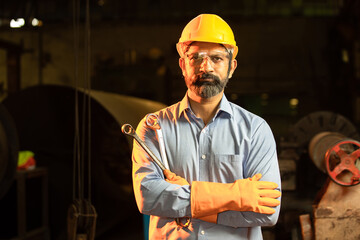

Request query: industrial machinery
[
  {"left": 278, "top": 111, "right": 360, "bottom": 240},
  {"left": 0, "top": 84, "right": 166, "bottom": 240},
  {"left": 302, "top": 131, "right": 360, "bottom": 239},
  {"left": 2, "top": 87, "right": 359, "bottom": 240}
]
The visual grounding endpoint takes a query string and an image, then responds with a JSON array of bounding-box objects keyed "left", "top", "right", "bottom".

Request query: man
[{"left": 132, "top": 14, "right": 281, "bottom": 239}]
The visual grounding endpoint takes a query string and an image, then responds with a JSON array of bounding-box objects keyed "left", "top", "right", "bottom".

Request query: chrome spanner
[
  {"left": 145, "top": 113, "right": 170, "bottom": 170},
  {"left": 121, "top": 123, "right": 166, "bottom": 171},
  {"left": 121, "top": 123, "right": 191, "bottom": 228}
]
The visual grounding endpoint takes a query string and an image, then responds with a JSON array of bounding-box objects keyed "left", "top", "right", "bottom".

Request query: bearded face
[
  {"left": 180, "top": 42, "right": 236, "bottom": 99},
  {"left": 186, "top": 73, "right": 229, "bottom": 98}
]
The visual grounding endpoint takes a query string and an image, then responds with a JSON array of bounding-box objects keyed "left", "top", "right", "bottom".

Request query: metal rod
[
  {"left": 145, "top": 113, "right": 170, "bottom": 170},
  {"left": 122, "top": 123, "right": 191, "bottom": 228},
  {"left": 121, "top": 124, "right": 166, "bottom": 171}
]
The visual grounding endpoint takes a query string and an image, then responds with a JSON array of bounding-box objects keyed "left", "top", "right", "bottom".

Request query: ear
[
  {"left": 228, "top": 59, "right": 237, "bottom": 79},
  {"left": 179, "top": 57, "right": 186, "bottom": 76}
]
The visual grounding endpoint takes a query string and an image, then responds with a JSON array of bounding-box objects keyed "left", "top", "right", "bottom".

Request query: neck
[{"left": 187, "top": 91, "right": 223, "bottom": 125}]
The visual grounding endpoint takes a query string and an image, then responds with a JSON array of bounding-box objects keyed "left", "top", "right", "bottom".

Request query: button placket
[
  {"left": 198, "top": 123, "right": 213, "bottom": 181},
  {"left": 198, "top": 128, "right": 206, "bottom": 181},
  {"left": 200, "top": 126, "right": 209, "bottom": 161}
]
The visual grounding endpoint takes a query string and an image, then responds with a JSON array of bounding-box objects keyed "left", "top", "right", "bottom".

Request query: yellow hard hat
[{"left": 177, "top": 14, "right": 238, "bottom": 59}]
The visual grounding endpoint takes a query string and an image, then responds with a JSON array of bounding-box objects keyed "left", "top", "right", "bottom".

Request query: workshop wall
[
  {"left": 1, "top": 1, "right": 360, "bottom": 239},
  {"left": 0, "top": 18, "right": 333, "bottom": 102},
  {"left": 1, "top": 16, "right": 350, "bottom": 140}
]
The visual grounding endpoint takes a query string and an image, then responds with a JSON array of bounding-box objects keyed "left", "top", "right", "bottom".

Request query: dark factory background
[{"left": 0, "top": 0, "right": 360, "bottom": 240}]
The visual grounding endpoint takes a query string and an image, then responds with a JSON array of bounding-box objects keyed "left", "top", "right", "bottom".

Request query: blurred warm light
[
  {"left": 341, "top": 49, "right": 349, "bottom": 63},
  {"left": 230, "top": 93, "right": 238, "bottom": 101},
  {"left": 260, "top": 93, "right": 269, "bottom": 106},
  {"left": 289, "top": 98, "right": 299, "bottom": 108},
  {"left": 98, "top": 0, "right": 105, "bottom": 6},
  {"left": 261, "top": 93, "right": 269, "bottom": 100},
  {"left": 32, "top": 18, "right": 43, "bottom": 27},
  {"left": 10, "top": 18, "right": 25, "bottom": 28}
]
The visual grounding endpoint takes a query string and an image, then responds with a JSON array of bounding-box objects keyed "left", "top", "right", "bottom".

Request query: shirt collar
[
  {"left": 178, "top": 92, "right": 191, "bottom": 118},
  {"left": 178, "top": 91, "right": 233, "bottom": 118},
  {"left": 218, "top": 94, "right": 233, "bottom": 117}
]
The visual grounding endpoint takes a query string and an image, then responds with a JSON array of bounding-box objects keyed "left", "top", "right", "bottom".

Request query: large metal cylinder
[
  {"left": 309, "top": 131, "right": 360, "bottom": 186},
  {"left": 309, "top": 132, "right": 346, "bottom": 173},
  {"left": 2, "top": 84, "right": 166, "bottom": 239}
]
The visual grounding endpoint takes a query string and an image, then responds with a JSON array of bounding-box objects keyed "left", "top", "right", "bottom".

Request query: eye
[
  {"left": 186, "top": 54, "right": 196, "bottom": 60},
  {"left": 186, "top": 54, "right": 203, "bottom": 65},
  {"left": 210, "top": 55, "right": 224, "bottom": 63},
  {"left": 192, "top": 55, "right": 200, "bottom": 61},
  {"left": 191, "top": 54, "right": 202, "bottom": 62}
]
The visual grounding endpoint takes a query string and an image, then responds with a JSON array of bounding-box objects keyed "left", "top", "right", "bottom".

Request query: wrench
[
  {"left": 121, "top": 123, "right": 191, "bottom": 228},
  {"left": 145, "top": 113, "right": 170, "bottom": 170},
  {"left": 121, "top": 123, "right": 166, "bottom": 171}
]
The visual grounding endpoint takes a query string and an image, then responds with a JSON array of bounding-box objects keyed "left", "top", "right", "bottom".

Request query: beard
[{"left": 190, "top": 73, "right": 229, "bottom": 98}]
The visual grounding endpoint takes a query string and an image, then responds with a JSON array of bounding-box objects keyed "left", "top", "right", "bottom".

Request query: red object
[
  {"left": 17, "top": 156, "right": 36, "bottom": 170},
  {"left": 325, "top": 140, "right": 360, "bottom": 186}
]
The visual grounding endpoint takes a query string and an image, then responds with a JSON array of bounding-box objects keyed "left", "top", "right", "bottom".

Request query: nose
[{"left": 199, "top": 57, "right": 214, "bottom": 72}]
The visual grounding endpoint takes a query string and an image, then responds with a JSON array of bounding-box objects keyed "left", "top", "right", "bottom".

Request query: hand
[
  {"left": 163, "top": 169, "right": 218, "bottom": 223},
  {"left": 236, "top": 173, "right": 281, "bottom": 214},
  {"left": 191, "top": 173, "right": 281, "bottom": 219},
  {"left": 163, "top": 169, "right": 190, "bottom": 186}
]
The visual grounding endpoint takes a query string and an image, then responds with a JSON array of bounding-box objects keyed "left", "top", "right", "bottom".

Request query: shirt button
[
  {"left": 201, "top": 154, "right": 206, "bottom": 159},
  {"left": 201, "top": 230, "right": 205, "bottom": 235}
]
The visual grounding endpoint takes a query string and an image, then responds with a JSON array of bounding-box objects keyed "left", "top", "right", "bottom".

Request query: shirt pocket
[{"left": 213, "top": 154, "right": 244, "bottom": 182}]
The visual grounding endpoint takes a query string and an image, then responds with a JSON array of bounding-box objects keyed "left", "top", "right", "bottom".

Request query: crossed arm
[{"left": 132, "top": 119, "right": 281, "bottom": 228}]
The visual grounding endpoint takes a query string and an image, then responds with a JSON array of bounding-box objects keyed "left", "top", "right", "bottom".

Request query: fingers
[
  {"left": 257, "top": 206, "right": 276, "bottom": 215},
  {"left": 249, "top": 174, "right": 279, "bottom": 189},
  {"left": 163, "top": 169, "right": 190, "bottom": 186},
  {"left": 259, "top": 189, "right": 281, "bottom": 198},
  {"left": 250, "top": 173, "right": 262, "bottom": 181},
  {"left": 166, "top": 177, "right": 190, "bottom": 186},
  {"left": 255, "top": 181, "right": 278, "bottom": 189},
  {"left": 163, "top": 169, "right": 175, "bottom": 180},
  {"left": 259, "top": 197, "right": 281, "bottom": 207}
]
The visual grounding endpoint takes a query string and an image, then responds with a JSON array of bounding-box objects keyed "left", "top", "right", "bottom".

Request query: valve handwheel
[{"left": 325, "top": 140, "right": 360, "bottom": 186}]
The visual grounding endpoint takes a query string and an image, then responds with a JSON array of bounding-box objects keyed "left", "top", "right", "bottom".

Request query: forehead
[{"left": 187, "top": 42, "right": 227, "bottom": 53}]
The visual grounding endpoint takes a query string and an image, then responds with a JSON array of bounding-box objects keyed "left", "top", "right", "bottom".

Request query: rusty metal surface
[
  {"left": 314, "top": 218, "right": 360, "bottom": 240},
  {"left": 281, "top": 111, "right": 360, "bottom": 239},
  {"left": 313, "top": 180, "right": 360, "bottom": 239},
  {"left": 299, "top": 214, "right": 313, "bottom": 240}
]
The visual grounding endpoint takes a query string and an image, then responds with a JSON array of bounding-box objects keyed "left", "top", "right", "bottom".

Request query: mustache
[{"left": 194, "top": 74, "right": 221, "bottom": 86}]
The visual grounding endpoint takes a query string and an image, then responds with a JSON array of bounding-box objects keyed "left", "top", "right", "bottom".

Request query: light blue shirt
[{"left": 132, "top": 93, "right": 281, "bottom": 240}]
